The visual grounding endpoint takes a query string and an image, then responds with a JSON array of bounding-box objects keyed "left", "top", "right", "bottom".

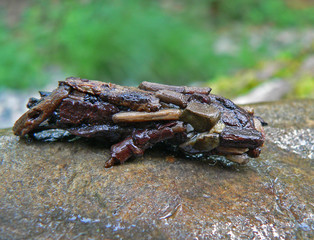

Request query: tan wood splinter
[{"left": 112, "top": 109, "right": 182, "bottom": 123}]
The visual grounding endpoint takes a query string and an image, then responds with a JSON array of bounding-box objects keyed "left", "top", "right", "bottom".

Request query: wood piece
[
  {"left": 155, "top": 90, "right": 188, "bottom": 108},
  {"left": 112, "top": 109, "right": 182, "bottom": 123},
  {"left": 13, "top": 85, "right": 70, "bottom": 136},
  {"left": 139, "top": 81, "right": 211, "bottom": 94},
  {"left": 65, "top": 77, "right": 161, "bottom": 111},
  {"left": 179, "top": 101, "right": 220, "bottom": 132}
]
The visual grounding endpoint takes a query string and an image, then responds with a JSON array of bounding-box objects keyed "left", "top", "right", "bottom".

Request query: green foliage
[
  {"left": 294, "top": 76, "right": 314, "bottom": 98},
  {"left": 208, "top": 71, "right": 261, "bottom": 98},
  {"left": 51, "top": 0, "right": 216, "bottom": 85},
  {"left": 184, "top": 0, "right": 314, "bottom": 27},
  {"left": 0, "top": 21, "right": 46, "bottom": 89},
  {"left": 210, "top": 44, "right": 314, "bottom": 100},
  {"left": 0, "top": 0, "right": 313, "bottom": 89}
]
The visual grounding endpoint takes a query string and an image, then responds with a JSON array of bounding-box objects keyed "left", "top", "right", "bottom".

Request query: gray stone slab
[{"left": 0, "top": 100, "right": 313, "bottom": 239}]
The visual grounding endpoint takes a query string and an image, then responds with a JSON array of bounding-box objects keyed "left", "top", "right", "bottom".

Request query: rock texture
[{"left": 0, "top": 100, "right": 313, "bottom": 239}]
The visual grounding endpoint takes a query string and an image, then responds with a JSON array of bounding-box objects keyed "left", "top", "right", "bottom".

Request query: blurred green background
[{"left": 0, "top": 0, "right": 313, "bottom": 99}]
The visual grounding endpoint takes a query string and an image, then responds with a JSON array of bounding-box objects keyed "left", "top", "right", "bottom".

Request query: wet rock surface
[{"left": 0, "top": 100, "right": 313, "bottom": 239}]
